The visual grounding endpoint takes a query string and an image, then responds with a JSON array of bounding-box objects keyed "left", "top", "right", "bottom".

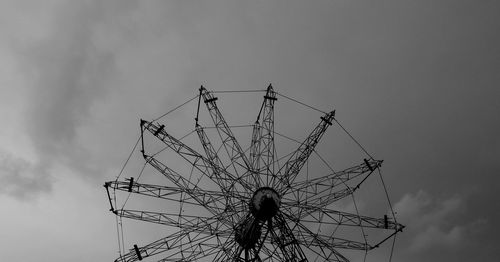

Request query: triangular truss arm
[
  {"left": 115, "top": 230, "right": 225, "bottom": 262},
  {"left": 157, "top": 240, "right": 222, "bottom": 262},
  {"left": 141, "top": 120, "right": 255, "bottom": 220},
  {"left": 274, "top": 111, "right": 335, "bottom": 194},
  {"left": 282, "top": 203, "right": 403, "bottom": 231},
  {"left": 200, "top": 87, "right": 253, "bottom": 187},
  {"left": 114, "top": 209, "right": 232, "bottom": 235},
  {"left": 282, "top": 215, "right": 353, "bottom": 262},
  {"left": 250, "top": 122, "right": 262, "bottom": 186},
  {"left": 106, "top": 180, "right": 248, "bottom": 207},
  {"left": 196, "top": 124, "right": 253, "bottom": 194},
  {"left": 145, "top": 155, "right": 228, "bottom": 214},
  {"left": 142, "top": 119, "right": 250, "bottom": 191},
  {"left": 250, "top": 84, "right": 277, "bottom": 188},
  {"left": 295, "top": 227, "right": 370, "bottom": 251},
  {"left": 283, "top": 159, "right": 383, "bottom": 216}
]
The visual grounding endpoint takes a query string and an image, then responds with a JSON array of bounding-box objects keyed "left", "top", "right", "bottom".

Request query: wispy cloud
[
  {"left": 394, "top": 190, "right": 471, "bottom": 252},
  {"left": 410, "top": 224, "right": 464, "bottom": 251}
]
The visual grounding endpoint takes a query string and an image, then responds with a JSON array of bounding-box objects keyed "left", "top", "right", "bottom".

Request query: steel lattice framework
[{"left": 105, "top": 85, "right": 404, "bottom": 262}]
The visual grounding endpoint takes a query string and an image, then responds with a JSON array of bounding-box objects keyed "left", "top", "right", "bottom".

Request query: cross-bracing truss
[{"left": 105, "top": 85, "right": 404, "bottom": 262}]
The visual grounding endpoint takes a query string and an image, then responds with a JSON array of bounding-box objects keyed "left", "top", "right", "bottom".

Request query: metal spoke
[
  {"left": 250, "top": 120, "right": 263, "bottom": 187},
  {"left": 283, "top": 159, "right": 383, "bottom": 214},
  {"left": 290, "top": 218, "right": 372, "bottom": 251},
  {"left": 250, "top": 85, "right": 277, "bottom": 188},
  {"left": 115, "top": 230, "right": 224, "bottom": 262},
  {"left": 115, "top": 209, "right": 232, "bottom": 234},
  {"left": 145, "top": 155, "right": 227, "bottom": 215},
  {"left": 274, "top": 111, "right": 335, "bottom": 194},
  {"left": 200, "top": 86, "right": 254, "bottom": 190},
  {"left": 106, "top": 180, "right": 248, "bottom": 206},
  {"left": 196, "top": 123, "right": 255, "bottom": 208},
  {"left": 282, "top": 203, "right": 404, "bottom": 231},
  {"left": 142, "top": 119, "right": 254, "bottom": 193}
]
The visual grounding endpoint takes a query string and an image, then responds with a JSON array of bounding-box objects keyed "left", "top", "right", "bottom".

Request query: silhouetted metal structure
[{"left": 105, "top": 86, "right": 404, "bottom": 262}]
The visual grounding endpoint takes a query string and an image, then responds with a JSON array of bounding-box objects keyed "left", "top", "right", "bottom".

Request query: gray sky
[{"left": 1, "top": 0, "right": 499, "bottom": 261}]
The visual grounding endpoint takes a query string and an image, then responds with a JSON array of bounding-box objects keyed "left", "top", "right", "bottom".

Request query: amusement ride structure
[{"left": 104, "top": 85, "right": 404, "bottom": 262}]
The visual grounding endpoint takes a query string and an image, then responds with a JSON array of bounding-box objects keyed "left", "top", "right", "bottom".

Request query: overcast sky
[{"left": 1, "top": 0, "right": 499, "bottom": 261}]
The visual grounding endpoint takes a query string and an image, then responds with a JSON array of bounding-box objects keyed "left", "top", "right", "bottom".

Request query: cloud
[
  {"left": 394, "top": 190, "right": 467, "bottom": 252},
  {"left": 2, "top": 1, "right": 201, "bottom": 199},
  {"left": 0, "top": 150, "right": 51, "bottom": 199},
  {"left": 0, "top": 1, "right": 139, "bottom": 199},
  {"left": 21, "top": 1, "right": 115, "bottom": 157},
  {"left": 410, "top": 224, "right": 464, "bottom": 251},
  {"left": 4, "top": 1, "right": 127, "bottom": 192}
]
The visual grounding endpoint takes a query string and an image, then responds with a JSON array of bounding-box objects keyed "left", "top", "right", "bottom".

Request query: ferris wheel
[{"left": 104, "top": 85, "right": 404, "bottom": 262}]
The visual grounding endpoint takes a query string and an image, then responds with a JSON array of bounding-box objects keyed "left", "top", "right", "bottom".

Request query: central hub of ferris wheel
[
  {"left": 235, "top": 187, "right": 281, "bottom": 249},
  {"left": 250, "top": 187, "right": 281, "bottom": 220}
]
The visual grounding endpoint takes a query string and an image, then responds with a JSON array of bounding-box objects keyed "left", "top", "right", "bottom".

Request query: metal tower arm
[
  {"left": 142, "top": 120, "right": 253, "bottom": 193},
  {"left": 196, "top": 124, "right": 254, "bottom": 193},
  {"left": 283, "top": 159, "right": 383, "bottom": 214},
  {"left": 144, "top": 155, "right": 228, "bottom": 214},
  {"left": 250, "top": 123, "right": 261, "bottom": 172},
  {"left": 287, "top": 216, "right": 363, "bottom": 262},
  {"left": 115, "top": 230, "right": 224, "bottom": 262},
  {"left": 106, "top": 180, "right": 248, "bottom": 210},
  {"left": 200, "top": 87, "right": 253, "bottom": 186},
  {"left": 250, "top": 84, "right": 277, "bottom": 187},
  {"left": 114, "top": 209, "right": 232, "bottom": 235},
  {"left": 275, "top": 111, "right": 335, "bottom": 194},
  {"left": 282, "top": 203, "right": 402, "bottom": 230},
  {"left": 295, "top": 230, "right": 371, "bottom": 251}
]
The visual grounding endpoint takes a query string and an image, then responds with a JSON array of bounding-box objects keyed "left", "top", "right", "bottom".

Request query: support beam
[
  {"left": 249, "top": 122, "right": 261, "bottom": 180},
  {"left": 249, "top": 84, "right": 277, "bottom": 188},
  {"left": 281, "top": 203, "right": 403, "bottom": 231},
  {"left": 142, "top": 120, "right": 253, "bottom": 193},
  {"left": 274, "top": 111, "right": 335, "bottom": 194},
  {"left": 283, "top": 214, "right": 360, "bottom": 262},
  {"left": 283, "top": 159, "right": 383, "bottom": 213},
  {"left": 196, "top": 124, "right": 242, "bottom": 195},
  {"left": 144, "top": 155, "right": 227, "bottom": 215},
  {"left": 200, "top": 86, "right": 253, "bottom": 189},
  {"left": 106, "top": 180, "right": 248, "bottom": 207},
  {"left": 115, "top": 209, "right": 232, "bottom": 236},
  {"left": 115, "top": 231, "right": 223, "bottom": 262}
]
